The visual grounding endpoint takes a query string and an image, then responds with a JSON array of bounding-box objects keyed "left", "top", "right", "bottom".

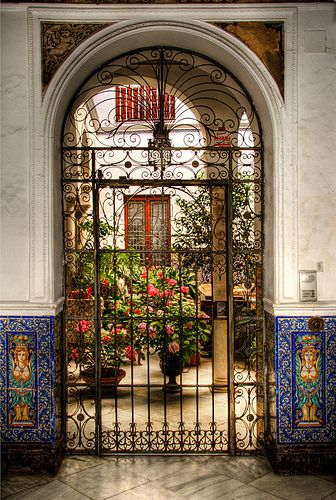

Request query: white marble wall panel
[
  {"left": 1, "top": 11, "right": 30, "bottom": 302},
  {"left": 297, "top": 8, "right": 336, "bottom": 302}
]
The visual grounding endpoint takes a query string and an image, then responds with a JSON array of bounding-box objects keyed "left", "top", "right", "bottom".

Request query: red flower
[
  {"left": 102, "top": 278, "right": 109, "bottom": 286},
  {"left": 148, "top": 284, "right": 160, "bottom": 297},
  {"left": 76, "top": 320, "right": 91, "bottom": 333},
  {"left": 167, "top": 278, "right": 177, "bottom": 286},
  {"left": 135, "top": 308, "right": 141, "bottom": 315},
  {"left": 160, "top": 290, "right": 174, "bottom": 298},
  {"left": 70, "top": 347, "right": 79, "bottom": 361},
  {"left": 126, "top": 345, "right": 137, "bottom": 361},
  {"left": 180, "top": 286, "right": 189, "bottom": 294},
  {"left": 102, "top": 335, "right": 110, "bottom": 343},
  {"left": 157, "top": 270, "right": 164, "bottom": 279},
  {"left": 141, "top": 268, "right": 148, "bottom": 279}
]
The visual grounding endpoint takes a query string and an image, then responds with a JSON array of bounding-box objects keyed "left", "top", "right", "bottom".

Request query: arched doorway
[{"left": 62, "top": 46, "right": 263, "bottom": 454}]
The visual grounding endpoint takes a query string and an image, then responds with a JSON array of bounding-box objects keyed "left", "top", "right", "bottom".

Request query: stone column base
[
  {"left": 1, "top": 436, "right": 65, "bottom": 475},
  {"left": 265, "top": 435, "right": 336, "bottom": 474}
]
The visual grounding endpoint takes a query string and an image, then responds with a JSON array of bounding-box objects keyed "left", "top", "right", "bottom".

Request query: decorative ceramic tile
[
  {"left": 7, "top": 331, "right": 37, "bottom": 428},
  {"left": 0, "top": 316, "right": 55, "bottom": 443},
  {"left": 53, "top": 313, "right": 63, "bottom": 441},
  {"left": 276, "top": 317, "right": 336, "bottom": 444}
]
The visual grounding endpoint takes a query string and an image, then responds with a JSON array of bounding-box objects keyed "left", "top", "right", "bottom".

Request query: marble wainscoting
[{"left": 0, "top": 315, "right": 65, "bottom": 474}]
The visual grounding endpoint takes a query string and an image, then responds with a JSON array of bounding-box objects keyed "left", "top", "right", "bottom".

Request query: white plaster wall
[
  {"left": 1, "top": 10, "right": 30, "bottom": 302},
  {"left": 297, "top": 8, "right": 336, "bottom": 303},
  {"left": 1, "top": 3, "right": 335, "bottom": 316}
]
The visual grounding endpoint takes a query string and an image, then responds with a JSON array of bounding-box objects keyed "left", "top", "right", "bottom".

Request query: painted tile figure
[
  {"left": 294, "top": 334, "right": 324, "bottom": 427},
  {"left": 8, "top": 334, "right": 36, "bottom": 427}
]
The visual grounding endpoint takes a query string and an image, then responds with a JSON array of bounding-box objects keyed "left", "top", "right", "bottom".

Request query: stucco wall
[
  {"left": 297, "top": 8, "right": 336, "bottom": 303},
  {"left": 1, "top": 10, "right": 30, "bottom": 302},
  {"left": 0, "top": 3, "right": 335, "bottom": 313}
]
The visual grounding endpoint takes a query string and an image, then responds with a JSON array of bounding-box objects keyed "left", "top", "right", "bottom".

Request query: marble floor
[{"left": 2, "top": 455, "right": 336, "bottom": 500}]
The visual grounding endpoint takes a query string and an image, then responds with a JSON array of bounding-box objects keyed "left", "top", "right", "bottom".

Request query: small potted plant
[{"left": 68, "top": 319, "right": 138, "bottom": 395}]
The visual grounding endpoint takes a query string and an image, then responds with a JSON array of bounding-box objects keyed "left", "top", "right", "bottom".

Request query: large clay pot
[
  {"left": 81, "top": 367, "right": 126, "bottom": 396},
  {"left": 159, "top": 353, "right": 184, "bottom": 393}
]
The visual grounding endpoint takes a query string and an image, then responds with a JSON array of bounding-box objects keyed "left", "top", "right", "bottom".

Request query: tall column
[{"left": 212, "top": 186, "right": 228, "bottom": 391}]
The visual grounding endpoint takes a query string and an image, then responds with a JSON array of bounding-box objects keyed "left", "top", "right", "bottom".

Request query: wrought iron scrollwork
[{"left": 62, "top": 46, "right": 263, "bottom": 454}]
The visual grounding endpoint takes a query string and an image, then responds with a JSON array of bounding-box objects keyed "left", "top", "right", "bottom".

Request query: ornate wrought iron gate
[{"left": 62, "top": 47, "right": 263, "bottom": 454}]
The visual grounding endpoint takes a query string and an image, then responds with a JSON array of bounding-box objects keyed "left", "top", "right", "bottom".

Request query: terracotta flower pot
[{"left": 81, "top": 367, "right": 126, "bottom": 396}]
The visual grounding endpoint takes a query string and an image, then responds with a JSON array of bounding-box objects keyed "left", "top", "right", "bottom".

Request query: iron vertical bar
[
  {"left": 93, "top": 152, "right": 102, "bottom": 455},
  {"left": 227, "top": 159, "right": 235, "bottom": 455},
  {"left": 159, "top": 47, "right": 165, "bottom": 134},
  {"left": 210, "top": 185, "right": 215, "bottom": 449}
]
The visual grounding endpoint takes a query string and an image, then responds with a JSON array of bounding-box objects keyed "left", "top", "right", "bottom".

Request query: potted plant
[
  {"left": 68, "top": 319, "right": 138, "bottom": 395},
  {"left": 129, "top": 266, "right": 211, "bottom": 391}
]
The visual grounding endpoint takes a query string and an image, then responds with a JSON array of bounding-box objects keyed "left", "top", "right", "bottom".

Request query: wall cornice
[
  {"left": 0, "top": 298, "right": 65, "bottom": 317},
  {"left": 264, "top": 298, "right": 336, "bottom": 317}
]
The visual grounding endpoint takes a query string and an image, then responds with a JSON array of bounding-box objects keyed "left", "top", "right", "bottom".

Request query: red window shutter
[
  {"left": 115, "top": 86, "right": 121, "bottom": 122},
  {"left": 115, "top": 85, "right": 175, "bottom": 122},
  {"left": 121, "top": 87, "right": 126, "bottom": 121}
]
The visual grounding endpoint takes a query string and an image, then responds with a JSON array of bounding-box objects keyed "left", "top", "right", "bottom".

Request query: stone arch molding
[{"left": 32, "top": 16, "right": 297, "bottom": 314}]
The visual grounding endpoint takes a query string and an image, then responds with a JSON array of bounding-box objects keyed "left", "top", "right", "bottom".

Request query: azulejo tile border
[
  {"left": 276, "top": 316, "right": 336, "bottom": 445},
  {"left": 0, "top": 316, "right": 55, "bottom": 444}
]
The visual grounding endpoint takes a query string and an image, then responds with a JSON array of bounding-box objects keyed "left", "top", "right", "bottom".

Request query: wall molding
[
  {"left": 0, "top": 298, "right": 65, "bottom": 317},
  {"left": 264, "top": 298, "right": 336, "bottom": 317}
]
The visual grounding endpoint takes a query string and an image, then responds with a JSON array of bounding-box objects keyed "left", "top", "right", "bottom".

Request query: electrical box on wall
[{"left": 299, "top": 270, "right": 317, "bottom": 302}]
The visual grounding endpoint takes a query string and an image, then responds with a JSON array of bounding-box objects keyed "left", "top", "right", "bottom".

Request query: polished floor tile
[
  {"left": 3, "top": 480, "right": 90, "bottom": 500},
  {"left": 249, "top": 472, "right": 336, "bottom": 500},
  {"left": 60, "top": 461, "right": 148, "bottom": 500},
  {"left": 2, "top": 456, "right": 336, "bottom": 500}
]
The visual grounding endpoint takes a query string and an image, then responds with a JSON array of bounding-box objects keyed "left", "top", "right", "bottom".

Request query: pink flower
[
  {"left": 184, "top": 321, "right": 193, "bottom": 331},
  {"left": 138, "top": 322, "right": 147, "bottom": 332},
  {"left": 76, "top": 320, "right": 91, "bottom": 333},
  {"left": 180, "top": 286, "right": 189, "bottom": 294},
  {"left": 198, "top": 311, "right": 210, "bottom": 323},
  {"left": 148, "top": 284, "right": 160, "bottom": 296},
  {"left": 167, "top": 278, "right": 177, "bottom": 286},
  {"left": 168, "top": 341, "right": 180, "bottom": 353},
  {"left": 126, "top": 345, "right": 137, "bottom": 361},
  {"left": 70, "top": 347, "right": 79, "bottom": 360},
  {"left": 149, "top": 326, "right": 157, "bottom": 338},
  {"left": 165, "top": 324, "right": 175, "bottom": 336},
  {"left": 110, "top": 326, "right": 123, "bottom": 335}
]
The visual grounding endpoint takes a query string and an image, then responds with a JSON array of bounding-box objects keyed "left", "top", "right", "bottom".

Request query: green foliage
[
  {"left": 173, "top": 184, "right": 211, "bottom": 272},
  {"left": 71, "top": 220, "right": 141, "bottom": 294}
]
